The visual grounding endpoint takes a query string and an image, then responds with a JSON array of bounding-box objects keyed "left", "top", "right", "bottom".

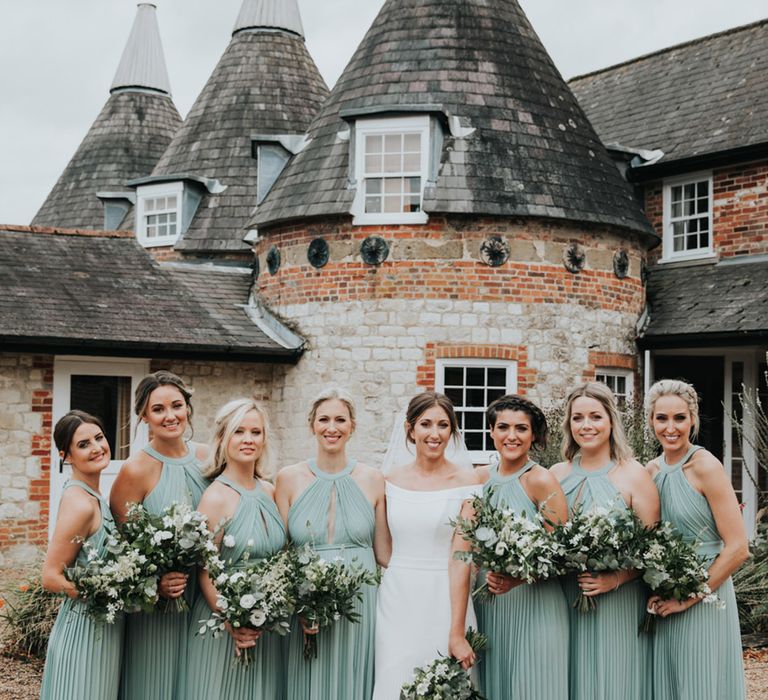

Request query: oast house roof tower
[
  {"left": 32, "top": 4, "right": 181, "bottom": 230},
  {"left": 143, "top": 0, "right": 329, "bottom": 255},
  {"left": 251, "top": 0, "right": 658, "bottom": 467}
]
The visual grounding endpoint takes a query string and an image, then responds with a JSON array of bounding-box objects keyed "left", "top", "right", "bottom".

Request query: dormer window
[
  {"left": 662, "top": 173, "right": 714, "bottom": 262},
  {"left": 352, "top": 116, "right": 430, "bottom": 225},
  {"left": 256, "top": 143, "right": 291, "bottom": 204},
  {"left": 136, "top": 182, "right": 183, "bottom": 247}
]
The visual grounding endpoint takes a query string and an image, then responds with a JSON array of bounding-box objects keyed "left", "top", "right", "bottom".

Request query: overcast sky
[{"left": 1, "top": 0, "right": 766, "bottom": 225}]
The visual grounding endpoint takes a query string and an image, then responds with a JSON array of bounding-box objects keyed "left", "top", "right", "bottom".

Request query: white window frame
[
  {"left": 50, "top": 357, "right": 149, "bottom": 538},
  {"left": 595, "top": 368, "right": 634, "bottom": 405},
  {"left": 435, "top": 358, "right": 517, "bottom": 463},
  {"left": 352, "top": 115, "right": 430, "bottom": 226},
  {"left": 661, "top": 172, "right": 715, "bottom": 262},
  {"left": 136, "top": 182, "right": 183, "bottom": 248}
]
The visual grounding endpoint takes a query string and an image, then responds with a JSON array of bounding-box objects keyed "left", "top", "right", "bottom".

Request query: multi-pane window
[
  {"left": 595, "top": 369, "right": 633, "bottom": 406},
  {"left": 363, "top": 133, "right": 422, "bottom": 214},
  {"left": 663, "top": 175, "right": 713, "bottom": 260},
  {"left": 353, "top": 116, "right": 429, "bottom": 224},
  {"left": 436, "top": 360, "right": 517, "bottom": 459},
  {"left": 144, "top": 195, "right": 178, "bottom": 239}
]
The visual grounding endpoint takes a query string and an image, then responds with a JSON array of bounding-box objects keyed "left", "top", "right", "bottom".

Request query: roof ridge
[
  {"left": 0, "top": 224, "right": 134, "bottom": 238},
  {"left": 569, "top": 16, "right": 768, "bottom": 83}
]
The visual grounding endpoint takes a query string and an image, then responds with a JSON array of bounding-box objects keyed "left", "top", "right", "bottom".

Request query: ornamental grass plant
[{"left": 0, "top": 568, "right": 59, "bottom": 659}]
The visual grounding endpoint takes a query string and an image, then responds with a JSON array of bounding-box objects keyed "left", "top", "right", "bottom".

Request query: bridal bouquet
[
  {"left": 400, "top": 628, "right": 487, "bottom": 699},
  {"left": 553, "top": 503, "right": 649, "bottom": 612},
  {"left": 293, "top": 545, "right": 380, "bottom": 660},
  {"left": 639, "top": 520, "right": 724, "bottom": 633},
  {"left": 65, "top": 533, "right": 159, "bottom": 624},
  {"left": 453, "top": 489, "right": 564, "bottom": 602},
  {"left": 197, "top": 548, "right": 296, "bottom": 667},
  {"left": 122, "top": 501, "right": 217, "bottom": 613}
]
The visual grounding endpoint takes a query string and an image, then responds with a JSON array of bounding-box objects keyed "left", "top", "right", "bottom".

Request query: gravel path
[{"left": 0, "top": 649, "right": 766, "bottom": 699}]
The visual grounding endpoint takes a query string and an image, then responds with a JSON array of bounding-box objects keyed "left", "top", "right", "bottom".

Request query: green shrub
[
  {"left": 0, "top": 572, "right": 60, "bottom": 659},
  {"left": 734, "top": 517, "right": 768, "bottom": 635}
]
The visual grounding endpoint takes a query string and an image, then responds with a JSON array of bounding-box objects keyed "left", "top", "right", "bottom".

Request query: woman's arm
[
  {"left": 654, "top": 454, "right": 748, "bottom": 617},
  {"left": 371, "top": 471, "right": 391, "bottom": 567},
  {"left": 109, "top": 457, "right": 151, "bottom": 525},
  {"left": 447, "top": 499, "right": 477, "bottom": 670},
  {"left": 41, "top": 490, "right": 99, "bottom": 597},
  {"left": 528, "top": 466, "right": 568, "bottom": 529}
]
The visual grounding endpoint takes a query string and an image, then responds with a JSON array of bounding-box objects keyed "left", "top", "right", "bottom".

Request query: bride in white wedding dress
[{"left": 373, "top": 392, "right": 484, "bottom": 699}]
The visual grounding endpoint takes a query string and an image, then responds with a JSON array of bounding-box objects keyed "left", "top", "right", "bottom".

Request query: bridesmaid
[
  {"left": 474, "top": 395, "right": 569, "bottom": 700},
  {"left": 645, "top": 379, "right": 748, "bottom": 699},
  {"left": 41, "top": 410, "right": 123, "bottom": 699},
  {"left": 181, "top": 399, "right": 285, "bottom": 700},
  {"left": 109, "top": 370, "right": 208, "bottom": 700},
  {"left": 550, "top": 382, "right": 658, "bottom": 700},
  {"left": 274, "top": 387, "right": 389, "bottom": 700}
]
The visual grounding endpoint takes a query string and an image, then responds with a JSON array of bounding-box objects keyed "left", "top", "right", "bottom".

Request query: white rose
[
  {"left": 216, "top": 596, "right": 229, "bottom": 611},
  {"left": 223, "top": 535, "right": 236, "bottom": 548},
  {"left": 239, "top": 594, "right": 257, "bottom": 610},
  {"left": 249, "top": 609, "right": 266, "bottom": 627}
]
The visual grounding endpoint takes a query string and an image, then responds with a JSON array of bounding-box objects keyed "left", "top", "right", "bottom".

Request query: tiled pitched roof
[
  {"left": 0, "top": 226, "right": 302, "bottom": 360},
  {"left": 31, "top": 93, "right": 181, "bottom": 230},
  {"left": 641, "top": 257, "right": 768, "bottom": 345},
  {"left": 150, "top": 29, "right": 328, "bottom": 253},
  {"left": 569, "top": 20, "right": 768, "bottom": 165},
  {"left": 251, "top": 0, "right": 652, "bottom": 237}
]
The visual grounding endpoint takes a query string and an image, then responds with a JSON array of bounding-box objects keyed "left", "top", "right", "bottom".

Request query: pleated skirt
[
  {"left": 653, "top": 576, "right": 745, "bottom": 700},
  {"left": 286, "top": 547, "right": 376, "bottom": 700},
  {"left": 178, "top": 594, "right": 284, "bottom": 700},
  {"left": 475, "top": 576, "right": 569, "bottom": 700},
  {"left": 561, "top": 574, "right": 652, "bottom": 700},
  {"left": 41, "top": 598, "right": 123, "bottom": 700}
]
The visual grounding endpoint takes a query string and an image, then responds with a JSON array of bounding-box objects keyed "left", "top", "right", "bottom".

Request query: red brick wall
[{"left": 642, "top": 159, "right": 768, "bottom": 261}]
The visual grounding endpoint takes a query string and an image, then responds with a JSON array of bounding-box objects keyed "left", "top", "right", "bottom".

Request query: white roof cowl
[
  {"left": 233, "top": 0, "right": 304, "bottom": 38},
  {"left": 110, "top": 3, "right": 172, "bottom": 95}
]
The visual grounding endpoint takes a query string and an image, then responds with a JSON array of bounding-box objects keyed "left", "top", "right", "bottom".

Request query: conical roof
[
  {"left": 252, "top": 0, "right": 653, "bottom": 236},
  {"left": 152, "top": 7, "right": 328, "bottom": 253},
  {"left": 32, "top": 5, "right": 181, "bottom": 229},
  {"left": 111, "top": 4, "right": 172, "bottom": 94}
]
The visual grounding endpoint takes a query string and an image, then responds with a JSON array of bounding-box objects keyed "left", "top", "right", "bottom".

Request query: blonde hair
[
  {"left": 645, "top": 379, "right": 700, "bottom": 439},
  {"left": 204, "top": 399, "right": 273, "bottom": 480},
  {"left": 307, "top": 387, "right": 356, "bottom": 427},
  {"left": 561, "top": 382, "right": 632, "bottom": 463}
]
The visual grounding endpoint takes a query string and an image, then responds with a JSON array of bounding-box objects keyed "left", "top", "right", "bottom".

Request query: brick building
[{"left": 1, "top": 0, "right": 766, "bottom": 562}]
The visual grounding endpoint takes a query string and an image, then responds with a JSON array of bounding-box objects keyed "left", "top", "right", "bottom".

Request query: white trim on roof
[{"left": 233, "top": 0, "right": 304, "bottom": 37}]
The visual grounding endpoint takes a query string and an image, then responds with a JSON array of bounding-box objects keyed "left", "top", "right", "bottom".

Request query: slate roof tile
[{"left": 569, "top": 19, "right": 768, "bottom": 164}]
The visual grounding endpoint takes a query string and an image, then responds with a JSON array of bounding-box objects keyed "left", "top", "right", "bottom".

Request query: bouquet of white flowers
[
  {"left": 65, "top": 533, "right": 159, "bottom": 624},
  {"left": 198, "top": 547, "right": 296, "bottom": 667},
  {"left": 400, "top": 628, "right": 487, "bottom": 700},
  {"left": 453, "top": 489, "right": 564, "bottom": 602},
  {"left": 121, "top": 501, "right": 216, "bottom": 613},
  {"left": 552, "top": 503, "right": 649, "bottom": 612},
  {"left": 293, "top": 545, "right": 379, "bottom": 660},
  {"left": 640, "top": 520, "right": 724, "bottom": 633}
]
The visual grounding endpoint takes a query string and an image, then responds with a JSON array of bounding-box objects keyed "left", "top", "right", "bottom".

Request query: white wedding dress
[{"left": 373, "top": 481, "right": 482, "bottom": 699}]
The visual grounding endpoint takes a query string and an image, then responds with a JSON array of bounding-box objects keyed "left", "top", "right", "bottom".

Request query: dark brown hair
[
  {"left": 54, "top": 410, "right": 106, "bottom": 459},
  {"left": 134, "top": 370, "right": 194, "bottom": 434},
  {"left": 486, "top": 394, "right": 548, "bottom": 449},
  {"left": 404, "top": 391, "right": 460, "bottom": 444}
]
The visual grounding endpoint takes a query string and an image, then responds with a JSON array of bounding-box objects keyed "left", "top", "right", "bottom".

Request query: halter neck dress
[
  {"left": 652, "top": 445, "right": 745, "bottom": 700},
  {"left": 181, "top": 475, "right": 286, "bottom": 700},
  {"left": 286, "top": 458, "right": 377, "bottom": 700},
  {"left": 120, "top": 443, "right": 208, "bottom": 700},
  {"left": 559, "top": 455, "right": 652, "bottom": 700},
  {"left": 41, "top": 481, "right": 124, "bottom": 700},
  {"left": 475, "top": 461, "right": 569, "bottom": 700}
]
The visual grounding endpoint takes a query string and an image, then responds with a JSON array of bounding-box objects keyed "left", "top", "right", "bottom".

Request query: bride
[{"left": 373, "top": 391, "right": 484, "bottom": 698}]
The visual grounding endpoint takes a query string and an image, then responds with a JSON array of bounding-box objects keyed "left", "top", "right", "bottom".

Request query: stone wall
[{"left": 0, "top": 354, "right": 52, "bottom": 567}]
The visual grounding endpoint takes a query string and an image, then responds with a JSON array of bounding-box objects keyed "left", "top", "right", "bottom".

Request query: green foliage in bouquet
[
  {"left": 453, "top": 489, "right": 564, "bottom": 603},
  {"left": 122, "top": 501, "right": 216, "bottom": 613},
  {"left": 400, "top": 628, "right": 487, "bottom": 700},
  {"left": 293, "top": 544, "right": 380, "bottom": 660}
]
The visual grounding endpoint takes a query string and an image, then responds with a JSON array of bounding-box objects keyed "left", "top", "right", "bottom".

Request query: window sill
[
  {"left": 657, "top": 252, "right": 718, "bottom": 268},
  {"left": 352, "top": 211, "right": 429, "bottom": 226},
  {"left": 137, "top": 236, "right": 180, "bottom": 249}
]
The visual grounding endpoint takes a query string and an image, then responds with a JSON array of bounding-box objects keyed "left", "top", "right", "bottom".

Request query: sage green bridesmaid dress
[
  {"left": 119, "top": 444, "right": 206, "bottom": 700},
  {"left": 286, "top": 458, "right": 377, "bottom": 700},
  {"left": 475, "top": 461, "right": 569, "bottom": 700},
  {"left": 652, "top": 445, "right": 745, "bottom": 699},
  {"left": 180, "top": 475, "right": 286, "bottom": 700},
  {"left": 559, "top": 455, "right": 651, "bottom": 700},
  {"left": 41, "top": 481, "right": 124, "bottom": 700}
]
